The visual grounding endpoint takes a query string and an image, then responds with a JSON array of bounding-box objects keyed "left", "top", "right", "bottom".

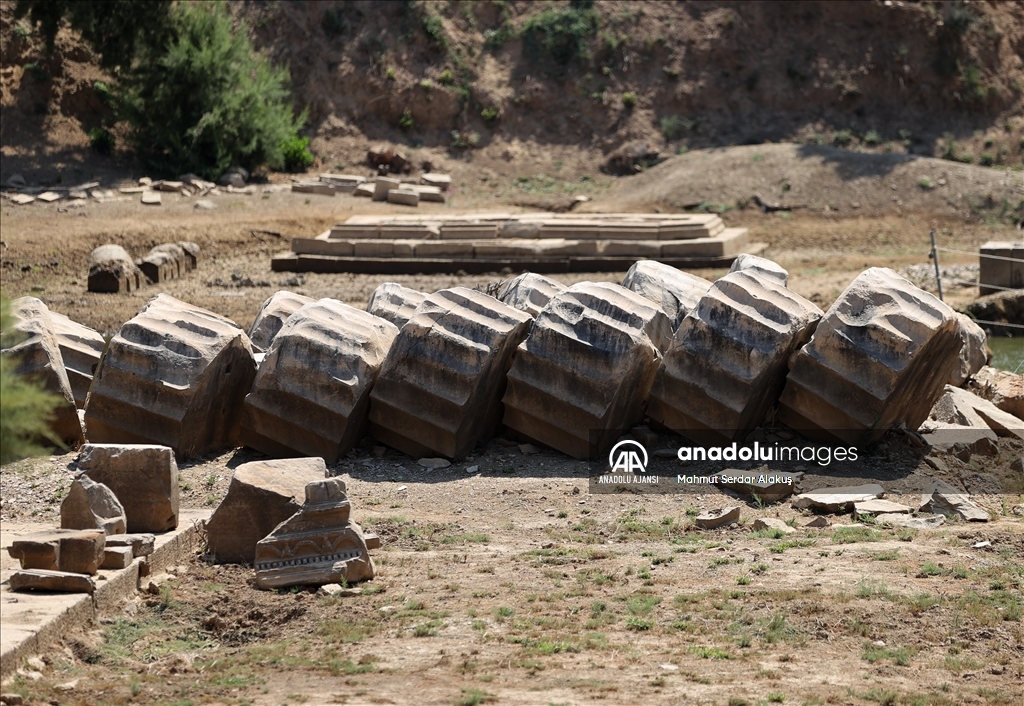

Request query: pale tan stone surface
[
  {"left": 77, "top": 444, "right": 179, "bottom": 533},
  {"left": 60, "top": 476, "right": 126, "bottom": 535},
  {"left": 497, "top": 272, "right": 565, "bottom": 318},
  {"left": 9, "top": 570, "right": 95, "bottom": 594},
  {"left": 48, "top": 311, "right": 105, "bottom": 408},
  {"left": 366, "top": 283, "right": 427, "bottom": 328},
  {"left": 87, "top": 244, "right": 143, "bottom": 293},
  {"left": 967, "top": 366, "right": 1024, "bottom": 419},
  {"left": 247, "top": 291, "right": 315, "bottom": 352},
  {"left": 621, "top": 260, "right": 713, "bottom": 329},
  {"left": 949, "top": 313, "right": 988, "bottom": 387},
  {"left": 929, "top": 385, "right": 1024, "bottom": 441},
  {"left": 728, "top": 253, "right": 789, "bottom": 286}
]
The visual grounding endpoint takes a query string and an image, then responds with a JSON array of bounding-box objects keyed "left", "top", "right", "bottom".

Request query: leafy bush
[
  {"left": 481, "top": 107, "right": 500, "bottom": 122},
  {"left": 521, "top": 5, "right": 599, "bottom": 70},
  {"left": 621, "top": 91, "right": 637, "bottom": 109},
  {"left": 438, "top": 69, "right": 454, "bottom": 85},
  {"left": 118, "top": 2, "right": 306, "bottom": 180},
  {"left": 832, "top": 130, "right": 853, "bottom": 147},
  {"left": 399, "top": 109, "right": 413, "bottom": 131},
  {"left": 88, "top": 127, "right": 115, "bottom": 155},
  {"left": 280, "top": 135, "right": 313, "bottom": 172},
  {"left": 422, "top": 13, "right": 448, "bottom": 50},
  {"left": 660, "top": 115, "right": 683, "bottom": 140}
]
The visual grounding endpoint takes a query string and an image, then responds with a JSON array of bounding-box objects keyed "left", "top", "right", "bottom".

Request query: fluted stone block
[
  {"left": 778, "top": 268, "right": 962, "bottom": 445},
  {"left": 248, "top": 291, "right": 314, "bottom": 352},
  {"left": 139, "top": 247, "right": 177, "bottom": 283},
  {"left": 84, "top": 294, "right": 257, "bottom": 459},
  {"left": 366, "top": 282, "right": 427, "bottom": 329},
  {"left": 502, "top": 282, "right": 671, "bottom": 458},
  {"left": 728, "top": 253, "right": 789, "bottom": 286},
  {"left": 2, "top": 297, "right": 83, "bottom": 444},
  {"left": 621, "top": 260, "right": 712, "bottom": 329},
  {"left": 49, "top": 311, "right": 106, "bottom": 408},
  {"left": 369, "top": 287, "right": 533, "bottom": 459},
  {"left": 88, "top": 244, "right": 143, "bottom": 293},
  {"left": 648, "top": 271, "right": 822, "bottom": 444},
  {"left": 498, "top": 272, "right": 565, "bottom": 318},
  {"left": 149, "top": 243, "right": 188, "bottom": 276},
  {"left": 241, "top": 299, "right": 399, "bottom": 462}
]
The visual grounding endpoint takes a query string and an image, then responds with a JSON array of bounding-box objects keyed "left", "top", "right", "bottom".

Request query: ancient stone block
[
  {"left": 88, "top": 244, "right": 143, "bottom": 293},
  {"left": 728, "top": 253, "right": 789, "bottom": 286},
  {"left": 354, "top": 240, "right": 395, "bottom": 257},
  {"left": 369, "top": 288, "right": 533, "bottom": 459},
  {"left": 929, "top": 385, "right": 1023, "bottom": 441},
  {"left": 178, "top": 241, "right": 201, "bottom": 270},
  {"left": 695, "top": 506, "right": 740, "bottom": 529},
  {"left": 751, "top": 517, "right": 795, "bottom": 534},
  {"left": 105, "top": 533, "right": 155, "bottom": 557},
  {"left": 387, "top": 188, "right": 419, "bottom": 206},
  {"left": 248, "top": 291, "right": 315, "bottom": 352},
  {"left": 949, "top": 314, "right": 988, "bottom": 387},
  {"left": 10, "top": 570, "right": 96, "bottom": 594},
  {"left": 49, "top": 311, "right": 106, "bottom": 408},
  {"left": 920, "top": 480, "right": 989, "bottom": 522},
  {"left": 621, "top": 260, "right": 713, "bottom": 329},
  {"left": 207, "top": 457, "right": 326, "bottom": 564},
  {"left": 84, "top": 294, "right": 257, "bottom": 459},
  {"left": 498, "top": 272, "right": 565, "bottom": 318},
  {"left": 1, "top": 297, "right": 83, "bottom": 445},
  {"left": 791, "top": 484, "right": 884, "bottom": 512},
  {"left": 139, "top": 247, "right": 178, "bottom": 283},
  {"left": 101, "top": 547, "right": 134, "bottom": 569},
  {"left": 502, "top": 282, "right": 671, "bottom": 459},
  {"left": 778, "top": 268, "right": 962, "bottom": 446},
  {"left": 648, "top": 271, "right": 822, "bottom": 444},
  {"left": 254, "top": 478, "right": 376, "bottom": 589},
  {"left": 241, "top": 299, "right": 399, "bottom": 462},
  {"left": 979, "top": 240, "right": 1023, "bottom": 295},
  {"left": 292, "top": 182, "right": 335, "bottom": 196},
  {"left": 76, "top": 444, "right": 179, "bottom": 533},
  {"left": 415, "top": 241, "right": 473, "bottom": 257},
  {"left": 421, "top": 173, "right": 452, "bottom": 188},
  {"left": 967, "top": 366, "right": 1024, "bottom": 419},
  {"left": 150, "top": 243, "right": 188, "bottom": 276},
  {"left": 60, "top": 475, "right": 126, "bottom": 535},
  {"left": 373, "top": 177, "right": 400, "bottom": 201},
  {"left": 366, "top": 282, "right": 427, "bottom": 329},
  {"left": 8, "top": 530, "right": 105, "bottom": 574},
  {"left": 853, "top": 499, "right": 911, "bottom": 517}
]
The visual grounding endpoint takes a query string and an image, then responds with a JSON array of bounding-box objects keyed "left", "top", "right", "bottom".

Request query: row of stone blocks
[
  {"left": 87, "top": 241, "right": 200, "bottom": 293},
  {"left": 6, "top": 255, "right": 977, "bottom": 467}
]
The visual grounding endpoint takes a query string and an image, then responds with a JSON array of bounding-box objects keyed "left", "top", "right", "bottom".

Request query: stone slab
[{"left": 791, "top": 484, "right": 884, "bottom": 512}]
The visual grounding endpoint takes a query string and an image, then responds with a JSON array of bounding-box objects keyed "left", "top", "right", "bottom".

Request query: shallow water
[{"left": 988, "top": 336, "right": 1024, "bottom": 374}]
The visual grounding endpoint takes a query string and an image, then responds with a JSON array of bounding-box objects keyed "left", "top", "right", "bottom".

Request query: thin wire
[
  {"left": 939, "top": 277, "right": 1023, "bottom": 293},
  {"left": 970, "top": 318, "right": 1024, "bottom": 330},
  {"left": 934, "top": 247, "right": 1024, "bottom": 263}
]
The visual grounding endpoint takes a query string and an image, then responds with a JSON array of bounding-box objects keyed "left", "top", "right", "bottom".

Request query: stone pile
[{"left": 88, "top": 241, "right": 200, "bottom": 292}]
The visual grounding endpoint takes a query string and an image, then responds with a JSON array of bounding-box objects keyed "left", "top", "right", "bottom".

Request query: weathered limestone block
[
  {"left": 178, "top": 241, "right": 201, "bottom": 270},
  {"left": 254, "top": 478, "right": 377, "bottom": 589},
  {"left": 60, "top": 475, "right": 126, "bottom": 535},
  {"left": 648, "top": 271, "right": 822, "bottom": 444},
  {"left": 139, "top": 247, "right": 177, "bottom": 283},
  {"left": 77, "top": 444, "right": 179, "bottom": 532},
  {"left": 88, "top": 244, "right": 143, "bottom": 293},
  {"left": 929, "top": 385, "right": 1023, "bottom": 441},
  {"left": 369, "top": 288, "right": 533, "bottom": 459},
  {"left": 84, "top": 294, "right": 257, "bottom": 459},
  {"left": 247, "top": 291, "right": 315, "bottom": 352},
  {"left": 1, "top": 297, "right": 83, "bottom": 445},
  {"left": 728, "top": 253, "right": 789, "bottom": 286},
  {"left": 791, "top": 484, "right": 884, "bottom": 512},
  {"left": 502, "top": 282, "right": 671, "bottom": 459},
  {"left": 372, "top": 177, "right": 400, "bottom": 201},
  {"left": 101, "top": 547, "right": 134, "bottom": 569},
  {"left": 207, "top": 457, "right": 326, "bottom": 564},
  {"left": 967, "top": 366, "right": 1024, "bottom": 419},
  {"left": 8, "top": 530, "right": 105, "bottom": 574},
  {"left": 150, "top": 243, "right": 188, "bottom": 276},
  {"left": 778, "top": 268, "right": 962, "bottom": 445},
  {"left": 622, "top": 260, "right": 713, "bottom": 330},
  {"left": 105, "top": 533, "right": 155, "bottom": 557},
  {"left": 387, "top": 188, "right": 419, "bottom": 206},
  {"left": 241, "top": 299, "right": 399, "bottom": 462},
  {"left": 498, "top": 272, "right": 565, "bottom": 318},
  {"left": 920, "top": 480, "right": 989, "bottom": 522},
  {"left": 948, "top": 314, "right": 988, "bottom": 387},
  {"left": 10, "top": 570, "right": 95, "bottom": 594},
  {"left": 49, "top": 311, "right": 105, "bottom": 408},
  {"left": 366, "top": 282, "right": 427, "bottom": 329}
]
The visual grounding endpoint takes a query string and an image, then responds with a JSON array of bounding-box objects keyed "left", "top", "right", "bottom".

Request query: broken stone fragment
[
  {"left": 648, "top": 271, "right": 821, "bottom": 445},
  {"left": 1, "top": 297, "right": 84, "bottom": 445},
  {"left": 728, "top": 253, "right": 789, "bottom": 286},
  {"left": 370, "top": 287, "right": 533, "bottom": 459},
  {"left": 502, "top": 282, "right": 671, "bottom": 459},
  {"left": 100, "top": 547, "right": 134, "bottom": 570},
  {"left": 497, "top": 272, "right": 566, "bottom": 318},
  {"left": 76, "top": 444, "right": 179, "bottom": 533},
  {"left": 48, "top": 311, "right": 105, "bottom": 409},
  {"left": 60, "top": 475, "right": 126, "bottom": 535},
  {"left": 247, "top": 291, "right": 315, "bottom": 352},
  {"left": 929, "top": 385, "right": 1024, "bottom": 441},
  {"left": 918, "top": 422, "right": 998, "bottom": 457},
  {"left": 254, "top": 478, "right": 377, "bottom": 589},
  {"left": 694, "top": 506, "right": 741, "bottom": 529},
  {"left": 10, "top": 570, "right": 96, "bottom": 594},
  {"left": 779, "top": 268, "right": 962, "bottom": 446},
  {"left": 874, "top": 513, "right": 945, "bottom": 529},
  {"left": 919, "top": 481, "right": 989, "bottom": 522},
  {"left": 966, "top": 366, "right": 1024, "bottom": 419},
  {"left": 948, "top": 314, "right": 988, "bottom": 387},
  {"left": 84, "top": 294, "right": 257, "bottom": 460},
  {"left": 88, "top": 244, "right": 144, "bottom": 293},
  {"left": 365, "top": 282, "right": 428, "bottom": 329},
  {"left": 104, "top": 533, "right": 155, "bottom": 557},
  {"left": 853, "top": 499, "right": 912, "bottom": 517},
  {"left": 207, "top": 457, "right": 326, "bottom": 564},
  {"left": 8, "top": 530, "right": 105, "bottom": 574},
  {"left": 802, "top": 516, "right": 830, "bottom": 528},
  {"left": 791, "top": 484, "right": 884, "bottom": 513},
  {"left": 621, "top": 260, "right": 712, "bottom": 329},
  {"left": 750, "top": 517, "right": 795, "bottom": 534},
  {"left": 241, "top": 299, "right": 399, "bottom": 462}
]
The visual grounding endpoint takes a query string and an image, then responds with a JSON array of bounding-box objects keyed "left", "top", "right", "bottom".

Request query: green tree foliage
[
  {"left": 0, "top": 299, "right": 62, "bottom": 465},
  {"left": 14, "top": 0, "right": 172, "bottom": 72},
  {"left": 521, "top": 4, "right": 599, "bottom": 71},
  {"left": 118, "top": 2, "right": 307, "bottom": 180}
]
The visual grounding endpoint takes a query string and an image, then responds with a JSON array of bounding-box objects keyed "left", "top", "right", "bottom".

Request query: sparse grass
[
  {"left": 832, "top": 526, "right": 882, "bottom": 544},
  {"left": 862, "top": 642, "right": 914, "bottom": 666}
]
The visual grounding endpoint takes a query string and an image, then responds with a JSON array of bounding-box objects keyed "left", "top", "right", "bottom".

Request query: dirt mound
[{"left": 586, "top": 143, "right": 1024, "bottom": 220}]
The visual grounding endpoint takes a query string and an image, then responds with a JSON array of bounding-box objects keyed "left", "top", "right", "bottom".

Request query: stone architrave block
[
  {"left": 648, "top": 271, "right": 822, "bottom": 444},
  {"left": 621, "top": 260, "right": 713, "bottom": 329},
  {"left": 247, "top": 291, "right": 315, "bottom": 352},
  {"left": 498, "top": 272, "right": 566, "bottom": 318},
  {"left": 728, "top": 253, "right": 789, "bottom": 286},
  {"left": 60, "top": 475, "right": 126, "bottom": 535},
  {"left": 76, "top": 444, "right": 179, "bottom": 533},
  {"left": 101, "top": 547, "right": 134, "bottom": 569},
  {"left": 88, "top": 244, "right": 143, "bottom": 293},
  {"left": 778, "top": 268, "right": 962, "bottom": 445},
  {"left": 387, "top": 188, "right": 419, "bottom": 206},
  {"left": 84, "top": 294, "right": 257, "bottom": 459},
  {"left": 502, "top": 282, "right": 671, "bottom": 459},
  {"left": 48, "top": 311, "right": 106, "bottom": 408},
  {"left": 366, "top": 283, "right": 427, "bottom": 329},
  {"left": 369, "top": 288, "right": 533, "bottom": 459},
  {"left": 254, "top": 478, "right": 377, "bottom": 589},
  {"left": 206, "top": 457, "right": 327, "bottom": 564},
  {"left": 1, "top": 297, "right": 83, "bottom": 444},
  {"left": 241, "top": 299, "right": 399, "bottom": 462}
]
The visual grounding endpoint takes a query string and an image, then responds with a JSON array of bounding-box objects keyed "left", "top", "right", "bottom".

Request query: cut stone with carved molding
[
  {"left": 621, "top": 260, "right": 712, "bottom": 329},
  {"left": 248, "top": 291, "right": 314, "bottom": 352},
  {"left": 366, "top": 282, "right": 427, "bottom": 329},
  {"left": 254, "top": 478, "right": 378, "bottom": 589},
  {"left": 498, "top": 272, "right": 565, "bottom": 318}
]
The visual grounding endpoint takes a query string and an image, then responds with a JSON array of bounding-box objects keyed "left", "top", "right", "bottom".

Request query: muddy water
[{"left": 988, "top": 336, "right": 1023, "bottom": 373}]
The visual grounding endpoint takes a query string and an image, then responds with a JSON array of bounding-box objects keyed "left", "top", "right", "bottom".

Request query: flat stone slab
[
  {"left": 920, "top": 481, "right": 989, "bottom": 522},
  {"left": 875, "top": 513, "right": 945, "bottom": 529},
  {"left": 695, "top": 506, "right": 741, "bottom": 529},
  {"left": 751, "top": 518, "right": 795, "bottom": 534},
  {"left": 791, "top": 484, "right": 885, "bottom": 512},
  {"left": 104, "top": 533, "right": 155, "bottom": 557},
  {"left": 854, "top": 499, "right": 912, "bottom": 517},
  {"left": 247, "top": 291, "right": 314, "bottom": 352},
  {"left": 9, "top": 570, "right": 95, "bottom": 594},
  {"left": 8, "top": 530, "right": 104, "bottom": 575}
]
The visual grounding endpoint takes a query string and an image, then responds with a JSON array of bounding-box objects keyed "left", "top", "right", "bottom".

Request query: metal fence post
[{"left": 929, "top": 229, "right": 943, "bottom": 301}]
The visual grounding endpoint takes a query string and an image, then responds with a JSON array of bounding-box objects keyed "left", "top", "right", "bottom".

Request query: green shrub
[
  {"left": 88, "top": 127, "right": 115, "bottom": 155},
  {"left": 481, "top": 107, "right": 500, "bottom": 122},
  {"left": 422, "top": 13, "right": 448, "bottom": 50},
  {"left": 979, "top": 152, "right": 995, "bottom": 167},
  {"left": 863, "top": 130, "right": 881, "bottom": 145},
  {"left": 438, "top": 69, "right": 454, "bottom": 85},
  {"left": 660, "top": 115, "right": 684, "bottom": 140},
  {"left": 1, "top": 298, "right": 63, "bottom": 464},
  {"left": 385, "top": 67, "right": 395, "bottom": 81},
  {"left": 621, "top": 91, "right": 637, "bottom": 108},
  {"left": 399, "top": 109, "right": 413, "bottom": 131},
  {"left": 93, "top": 80, "right": 113, "bottom": 104},
  {"left": 118, "top": 2, "right": 305, "bottom": 180},
  {"left": 280, "top": 135, "right": 313, "bottom": 172},
  {"left": 832, "top": 130, "right": 853, "bottom": 147},
  {"left": 521, "top": 5, "right": 599, "bottom": 71}
]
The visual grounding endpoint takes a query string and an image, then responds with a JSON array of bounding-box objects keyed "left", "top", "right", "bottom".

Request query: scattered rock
[
  {"left": 695, "top": 506, "right": 741, "bottom": 529},
  {"left": 751, "top": 517, "right": 795, "bottom": 534},
  {"left": 497, "top": 272, "right": 565, "bottom": 318},
  {"left": 88, "top": 244, "right": 144, "bottom": 293},
  {"left": 919, "top": 481, "right": 989, "bottom": 522},
  {"left": 372, "top": 176, "right": 400, "bottom": 201},
  {"left": 874, "top": 513, "right": 945, "bottom": 529},
  {"left": 802, "top": 516, "right": 830, "bottom": 528},
  {"left": 418, "top": 458, "right": 451, "bottom": 469},
  {"left": 972, "top": 540, "right": 991, "bottom": 549},
  {"left": 421, "top": 173, "right": 452, "bottom": 189},
  {"left": 621, "top": 259, "right": 713, "bottom": 329},
  {"left": 965, "top": 289, "right": 1023, "bottom": 336},
  {"left": 919, "top": 422, "right": 998, "bottom": 456},
  {"left": 1011, "top": 504, "right": 1024, "bottom": 516},
  {"left": 60, "top": 475, "right": 126, "bottom": 535},
  {"left": 1, "top": 693, "right": 25, "bottom": 705},
  {"left": 518, "top": 443, "right": 541, "bottom": 454},
  {"left": 853, "top": 499, "right": 912, "bottom": 517},
  {"left": 967, "top": 366, "right": 1024, "bottom": 419},
  {"left": 929, "top": 385, "right": 1024, "bottom": 441},
  {"left": 604, "top": 141, "right": 660, "bottom": 175},
  {"left": 207, "top": 457, "right": 326, "bottom": 563},
  {"left": 367, "top": 147, "right": 410, "bottom": 174},
  {"left": 948, "top": 314, "right": 989, "bottom": 387},
  {"left": 194, "top": 199, "right": 217, "bottom": 210},
  {"left": 791, "top": 484, "right": 884, "bottom": 513},
  {"left": 317, "top": 583, "right": 361, "bottom": 597},
  {"left": 9, "top": 569, "right": 95, "bottom": 594},
  {"left": 8, "top": 530, "right": 105, "bottom": 574},
  {"left": 140, "top": 191, "right": 162, "bottom": 205},
  {"left": 366, "top": 282, "right": 427, "bottom": 329}
]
